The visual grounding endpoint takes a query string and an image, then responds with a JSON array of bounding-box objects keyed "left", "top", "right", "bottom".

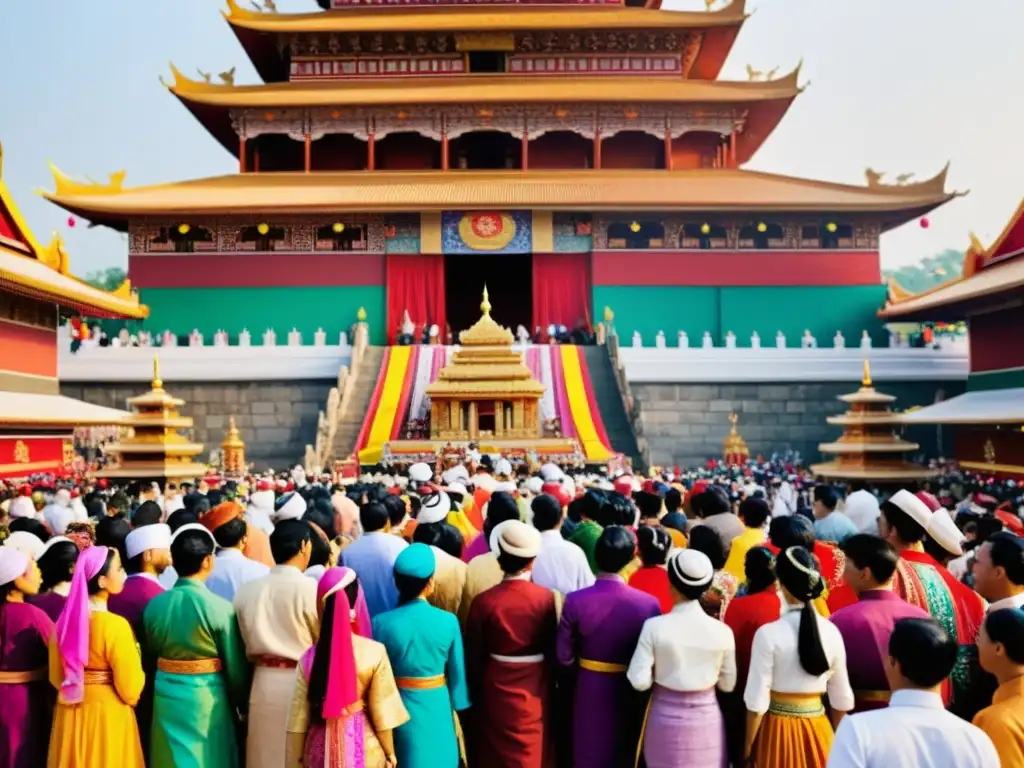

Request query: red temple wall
[
  {"left": 529, "top": 132, "right": 591, "bottom": 169},
  {"left": 376, "top": 134, "right": 440, "bottom": 170},
  {"left": 312, "top": 135, "right": 369, "bottom": 171},
  {"left": 969, "top": 305, "right": 1024, "bottom": 373},
  {"left": 670, "top": 132, "right": 718, "bottom": 170},
  {"left": 601, "top": 132, "right": 664, "bottom": 169},
  {"left": 591, "top": 250, "right": 881, "bottom": 286},
  {"left": 129, "top": 252, "right": 385, "bottom": 288},
  {"left": 0, "top": 319, "right": 56, "bottom": 378}
]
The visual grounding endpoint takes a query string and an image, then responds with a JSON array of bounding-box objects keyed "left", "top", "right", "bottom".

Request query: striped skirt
[
  {"left": 639, "top": 686, "right": 726, "bottom": 768},
  {"left": 752, "top": 692, "right": 833, "bottom": 768}
]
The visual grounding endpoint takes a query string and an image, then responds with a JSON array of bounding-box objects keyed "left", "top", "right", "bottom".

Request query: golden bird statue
[
  {"left": 197, "top": 69, "right": 212, "bottom": 83},
  {"left": 894, "top": 172, "right": 915, "bottom": 185},
  {"left": 864, "top": 168, "right": 885, "bottom": 187},
  {"left": 218, "top": 67, "right": 236, "bottom": 86},
  {"left": 745, "top": 64, "right": 764, "bottom": 81}
]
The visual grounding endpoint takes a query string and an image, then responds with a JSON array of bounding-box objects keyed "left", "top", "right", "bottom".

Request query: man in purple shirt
[
  {"left": 831, "top": 533, "right": 930, "bottom": 712},
  {"left": 109, "top": 522, "right": 172, "bottom": 635},
  {"left": 557, "top": 526, "right": 661, "bottom": 768}
]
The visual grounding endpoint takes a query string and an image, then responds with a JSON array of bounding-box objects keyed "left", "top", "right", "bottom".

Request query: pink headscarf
[
  {"left": 54, "top": 546, "right": 112, "bottom": 704},
  {"left": 322, "top": 587, "right": 360, "bottom": 720},
  {"left": 316, "top": 566, "right": 371, "bottom": 639}
]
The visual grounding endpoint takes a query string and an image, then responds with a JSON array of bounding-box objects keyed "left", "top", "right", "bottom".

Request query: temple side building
[
  {"left": 41, "top": 0, "right": 956, "bottom": 349},
  {"left": 881, "top": 198, "right": 1024, "bottom": 478},
  {"left": 0, "top": 140, "right": 149, "bottom": 479}
]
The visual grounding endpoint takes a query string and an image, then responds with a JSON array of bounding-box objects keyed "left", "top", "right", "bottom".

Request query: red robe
[
  {"left": 627, "top": 566, "right": 673, "bottom": 614},
  {"left": 464, "top": 579, "right": 557, "bottom": 768}
]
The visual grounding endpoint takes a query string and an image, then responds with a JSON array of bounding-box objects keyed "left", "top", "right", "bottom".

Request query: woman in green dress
[{"left": 372, "top": 544, "right": 470, "bottom": 768}]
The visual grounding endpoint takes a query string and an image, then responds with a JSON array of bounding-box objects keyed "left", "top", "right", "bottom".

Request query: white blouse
[
  {"left": 627, "top": 599, "right": 737, "bottom": 694},
  {"left": 743, "top": 606, "right": 855, "bottom": 715}
]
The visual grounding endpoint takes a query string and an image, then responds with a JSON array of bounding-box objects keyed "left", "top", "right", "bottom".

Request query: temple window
[
  {"left": 467, "top": 51, "right": 507, "bottom": 73},
  {"left": 315, "top": 224, "right": 368, "bottom": 251},
  {"left": 450, "top": 131, "right": 521, "bottom": 170},
  {"left": 800, "top": 225, "right": 821, "bottom": 249},
  {"left": 607, "top": 221, "right": 665, "bottom": 249},
  {"left": 375, "top": 132, "right": 442, "bottom": 171},
  {"left": 821, "top": 222, "right": 854, "bottom": 249},
  {"left": 738, "top": 222, "right": 785, "bottom": 249},
  {"left": 149, "top": 225, "right": 215, "bottom": 253},
  {"left": 239, "top": 225, "right": 288, "bottom": 251},
  {"left": 681, "top": 223, "right": 727, "bottom": 250}
]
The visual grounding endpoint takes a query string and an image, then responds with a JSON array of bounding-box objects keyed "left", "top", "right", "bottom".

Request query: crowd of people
[{"left": 0, "top": 454, "right": 1021, "bottom": 768}]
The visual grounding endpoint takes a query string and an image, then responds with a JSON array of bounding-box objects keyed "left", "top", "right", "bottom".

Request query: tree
[
  {"left": 883, "top": 249, "right": 964, "bottom": 293},
  {"left": 83, "top": 267, "right": 127, "bottom": 292}
]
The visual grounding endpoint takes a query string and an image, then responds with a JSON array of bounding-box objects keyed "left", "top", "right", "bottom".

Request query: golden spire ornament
[
  {"left": 481, "top": 285, "right": 492, "bottom": 316},
  {"left": 862, "top": 359, "right": 872, "bottom": 388},
  {"left": 152, "top": 354, "right": 163, "bottom": 390}
]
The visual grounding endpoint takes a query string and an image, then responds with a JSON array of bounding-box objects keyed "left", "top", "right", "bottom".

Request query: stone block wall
[
  {"left": 60, "top": 380, "right": 334, "bottom": 470},
  {"left": 634, "top": 380, "right": 966, "bottom": 468}
]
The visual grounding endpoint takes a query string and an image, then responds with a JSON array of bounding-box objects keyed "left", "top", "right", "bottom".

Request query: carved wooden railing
[
  {"left": 603, "top": 325, "right": 651, "bottom": 469},
  {"left": 305, "top": 321, "right": 369, "bottom": 472}
]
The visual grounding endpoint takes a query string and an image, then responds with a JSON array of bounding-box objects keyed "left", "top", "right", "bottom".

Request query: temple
[
  {"left": 880, "top": 198, "right": 1024, "bottom": 478},
  {"left": 0, "top": 139, "right": 148, "bottom": 479},
  {"left": 41, "top": 0, "right": 957, "bottom": 351}
]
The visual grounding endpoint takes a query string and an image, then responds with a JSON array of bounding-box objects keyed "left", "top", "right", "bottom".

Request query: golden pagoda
[
  {"left": 425, "top": 287, "right": 544, "bottom": 441},
  {"left": 810, "top": 361, "right": 937, "bottom": 482},
  {"left": 96, "top": 356, "right": 207, "bottom": 485},
  {"left": 221, "top": 416, "right": 246, "bottom": 478},
  {"left": 723, "top": 412, "right": 749, "bottom": 465}
]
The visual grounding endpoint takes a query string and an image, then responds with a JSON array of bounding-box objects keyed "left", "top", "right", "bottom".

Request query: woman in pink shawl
[
  {"left": 47, "top": 546, "right": 145, "bottom": 768},
  {"left": 286, "top": 567, "right": 409, "bottom": 768}
]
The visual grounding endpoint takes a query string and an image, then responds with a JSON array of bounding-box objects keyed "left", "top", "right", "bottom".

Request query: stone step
[
  {"left": 327, "top": 346, "right": 386, "bottom": 461},
  {"left": 581, "top": 345, "right": 643, "bottom": 468}
]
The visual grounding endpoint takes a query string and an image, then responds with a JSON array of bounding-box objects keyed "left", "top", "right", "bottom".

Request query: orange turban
[{"left": 201, "top": 501, "right": 244, "bottom": 533}]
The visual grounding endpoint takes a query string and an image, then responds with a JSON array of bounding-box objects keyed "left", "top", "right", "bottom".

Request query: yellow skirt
[
  {"left": 753, "top": 693, "right": 832, "bottom": 768},
  {"left": 47, "top": 684, "right": 145, "bottom": 768}
]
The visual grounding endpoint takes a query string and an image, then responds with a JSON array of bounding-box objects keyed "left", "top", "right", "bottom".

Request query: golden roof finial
[
  {"left": 152, "top": 354, "right": 163, "bottom": 390},
  {"left": 481, "top": 285, "right": 491, "bottom": 316},
  {"left": 862, "top": 359, "right": 872, "bottom": 388}
]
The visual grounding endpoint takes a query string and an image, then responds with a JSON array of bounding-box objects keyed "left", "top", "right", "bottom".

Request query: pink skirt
[{"left": 641, "top": 686, "right": 726, "bottom": 768}]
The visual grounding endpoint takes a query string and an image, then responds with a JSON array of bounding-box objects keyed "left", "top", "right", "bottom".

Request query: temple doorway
[{"left": 444, "top": 253, "right": 533, "bottom": 339}]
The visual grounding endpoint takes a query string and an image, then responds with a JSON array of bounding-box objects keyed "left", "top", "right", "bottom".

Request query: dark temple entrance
[{"left": 444, "top": 254, "right": 532, "bottom": 338}]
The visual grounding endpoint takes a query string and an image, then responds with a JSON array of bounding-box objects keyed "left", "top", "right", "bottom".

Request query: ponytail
[{"left": 778, "top": 546, "right": 829, "bottom": 676}]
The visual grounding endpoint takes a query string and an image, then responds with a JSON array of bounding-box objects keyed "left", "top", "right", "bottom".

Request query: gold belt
[
  {"left": 579, "top": 659, "right": 627, "bottom": 674},
  {"left": 767, "top": 691, "right": 826, "bottom": 719},
  {"left": 84, "top": 669, "right": 113, "bottom": 686},
  {"left": 157, "top": 657, "right": 223, "bottom": 675},
  {"left": 256, "top": 655, "right": 298, "bottom": 669},
  {"left": 396, "top": 674, "right": 446, "bottom": 690},
  {"left": 854, "top": 689, "right": 891, "bottom": 704},
  {"left": 0, "top": 668, "right": 46, "bottom": 684}
]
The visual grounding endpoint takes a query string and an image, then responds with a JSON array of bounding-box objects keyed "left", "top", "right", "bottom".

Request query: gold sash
[
  {"left": 157, "top": 657, "right": 223, "bottom": 675},
  {"left": 579, "top": 659, "right": 627, "bottom": 674}
]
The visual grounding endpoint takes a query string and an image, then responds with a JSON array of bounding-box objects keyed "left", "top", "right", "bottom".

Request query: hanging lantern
[
  {"left": 256, "top": 222, "right": 270, "bottom": 236},
  {"left": 920, "top": 217, "right": 930, "bottom": 229},
  {"left": 756, "top": 221, "right": 768, "bottom": 233},
  {"left": 825, "top": 221, "right": 838, "bottom": 233},
  {"left": 66, "top": 217, "right": 76, "bottom": 229},
  {"left": 629, "top": 221, "right": 641, "bottom": 233},
  {"left": 177, "top": 223, "right": 191, "bottom": 235},
  {"left": 332, "top": 222, "right": 345, "bottom": 234},
  {"left": 700, "top": 222, "right": 711, "bottom": 235}
]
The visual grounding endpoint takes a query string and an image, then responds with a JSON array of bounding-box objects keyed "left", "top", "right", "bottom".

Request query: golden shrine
[
  {"left": 723, "top": 412, "right": 750, "bottom": 465},
  {"left": 220, "top": 416, "right": 247, "bottom": 478},
  {"left": 96, "top": 356, "right": 207, "bottom": 485},
  {"left": 426, "top": 287, "right": 544, "bottom": 441},
  {"left": 810, "top": 361, "right": 936, "bottom": 483}
]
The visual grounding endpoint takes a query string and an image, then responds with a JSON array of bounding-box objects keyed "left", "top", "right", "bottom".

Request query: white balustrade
[
  {"left": 725, "top": 331, "right": 737, "bottom": 349},
  {"left": 655, "top": 331, "right": 666, "bottom": 349}
]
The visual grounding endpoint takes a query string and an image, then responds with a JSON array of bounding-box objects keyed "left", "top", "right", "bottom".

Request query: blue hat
[{"left": 394, "top": 543, "right": 436, "bottom": 580}]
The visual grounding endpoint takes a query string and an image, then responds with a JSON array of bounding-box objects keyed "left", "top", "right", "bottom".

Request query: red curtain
[
  {"left": 532, "top": 253, "right": 591, "bottom": 334},
  {"left": 386, "top": 254, "right": 446, "bottom": 344}
]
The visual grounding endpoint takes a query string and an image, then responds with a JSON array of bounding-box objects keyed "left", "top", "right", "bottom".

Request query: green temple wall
[
  {"left": 139, "top": 286, "right": 387, "bottom": 345},
  {"left": 593, "top": 285, "right": 889, "bottom": 346}
]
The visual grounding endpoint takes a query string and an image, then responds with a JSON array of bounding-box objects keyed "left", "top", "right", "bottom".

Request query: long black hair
[
  {"left": 743, "top": 547, "right": 777, "bottom": 595},
  {"left": 38, "top": 540, "right": 79, "bottom": 592},
  {"left": 307, "top": 577, "right": 362, "bottom": 725},
  {"left": 776, "top": 546, "right": 829, "bottom": 676},
  {"left": 86, "top": 549, "right": 119, "bottom": 596}
]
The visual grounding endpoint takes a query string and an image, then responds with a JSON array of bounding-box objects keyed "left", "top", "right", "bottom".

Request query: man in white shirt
[
  {"left": 42, "top": 488, "right": 75, "bottom": 535},
  {"left": 530, "top": 493, "right": 594, "bottom": 595},
  {"left": 202, "top": 501, "right": 271, "bottom": 602},
  {"left": 827, "top": 617, "right": 1000, "bottom": 768},
  {"left": 971, "top": 531, "right": 1024, "bottom": 612}
]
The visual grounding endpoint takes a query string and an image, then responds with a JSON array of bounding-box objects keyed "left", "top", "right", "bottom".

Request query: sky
[{"left": 0, "top": 0, "right": 1020, "bottom": 276}]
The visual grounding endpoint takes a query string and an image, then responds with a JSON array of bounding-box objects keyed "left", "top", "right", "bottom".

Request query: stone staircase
[
  {"left": 580, "top": 344, "right": 644, "bottom": 469},
  {"left": 328, "top": 345, "right": 385, "bottom": 462}
]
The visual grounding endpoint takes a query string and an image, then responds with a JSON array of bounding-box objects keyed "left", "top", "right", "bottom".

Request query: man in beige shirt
[{"left": 234, "top": 519, "right": 319, "bottom": 768}]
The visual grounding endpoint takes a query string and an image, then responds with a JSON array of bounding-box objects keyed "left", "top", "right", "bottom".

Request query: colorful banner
[
  {"left": 0, "top": 437, "right": 67, "bottom": 479},
  {"left": 441, "top": 211, "right": 532, "bottom": 255}
]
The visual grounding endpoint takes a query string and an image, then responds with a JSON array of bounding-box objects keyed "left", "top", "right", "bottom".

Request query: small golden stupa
[
  {"left": 811, "top": 360, "right": 937, "bottom": 482},
  {"left": 723, "top": 413, "right": 750, "bottom": 465},
  {"left": 425, "top": 287, "right": 545, "bottom": 441},
  {"left": 96, "top": 355, "right": 207, "bottom": 485},
  {"left": 221, "top": 416, "right": 246, "bottom": 478}
]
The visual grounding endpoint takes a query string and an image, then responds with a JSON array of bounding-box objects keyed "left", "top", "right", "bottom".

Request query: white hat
[
  {"left": 594, "top": 478, "right": 615, "bottom": 491},
  {"left": 0, "top": 547, "right": 30, "bottom": 587},
  {"left": 887, "top": 489, "right": 934, "bottom": 530},
  {"left": 445, "top": 482, "right": 468, "bottom": 498},
  {"left": 926, "top": 510, "right": 964, "bottom": 556},
  {"left": 40, "top": 536, "right": 74, "bottom": 557},
  {"left": 3, "top": 531, "right": 45, "bottom": 560},
  {"left": 418, "top": 492, "right": 451, "bottom": 525},
  {"left": 54, "top": 489, "right": 71, "bottom": 507},
  {"left": 409, "top": 463, "right": 433, "bottom": 484},
  {"left": 667, "top": 549, "right": 714, "bottom": 587},
  {"left": 125, "top": 524, "right": 172, "bottom": 560},
  {"left": 475, "top": 474, "right": 498, "bottom": 493},
  {"left": 539, "top": 463, "right": 563, "bottom": 482},
  {"left": 494, "top": 481, "right": 517, "bottom": 493},
  {"left": 274, "top": 492, "right": 307, "bottom": 521},
  {"left": 8, "top": 496, "right": 35, "bottom": 520},
  {"left": 524, "top": 477, "right": 544, "bottom": 495},
  {"left": 844, "top": 489, "right": 881, "bottom": 534},
  {"left": 490, "top": 519, "right": 542, "bottom": 559},
  {"left": 495, "top": 458, "right": 512, "bottom": 477},
  {"left": 429, "top": 324, "right": 439, "bottom": 337},
  {"left": 466, "top": 449, "right": 482, "bottom": 464},
  {"left": 170, "top": 522, "right": 216, "bottom": 547}
]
